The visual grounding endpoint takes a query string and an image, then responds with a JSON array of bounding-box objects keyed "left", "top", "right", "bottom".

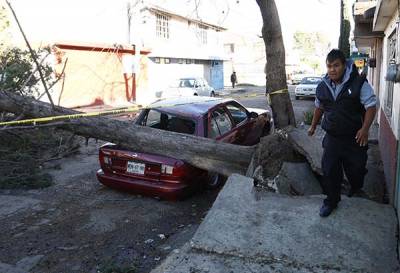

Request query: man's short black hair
[{"left": 326, "top": 49, "right": 346, "bottom": 64}]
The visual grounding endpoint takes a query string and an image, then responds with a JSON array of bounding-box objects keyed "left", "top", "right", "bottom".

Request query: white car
[
  {"left": 295, "top": 76, "right": 322, "bottom": 100},
  {"left": 160, "top": 77, "right": 216, "bottom": 98}
]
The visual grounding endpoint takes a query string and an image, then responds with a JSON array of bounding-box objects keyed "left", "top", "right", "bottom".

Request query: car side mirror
[{"left": 249, "top": 112, "right": 258, "bottom": 119}]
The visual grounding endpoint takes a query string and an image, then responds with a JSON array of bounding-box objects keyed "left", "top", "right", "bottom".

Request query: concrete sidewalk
[{"left": 152, "top": 174, "right": 398, "bottom": 273}]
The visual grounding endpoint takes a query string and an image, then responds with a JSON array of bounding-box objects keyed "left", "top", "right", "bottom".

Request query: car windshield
[
  {"left": 140, "top": 109, "right": 196, "bottom": 135},
  {"left": 179, "top": 79, "right": 195, "bottom": 88},
  {"left": 300, "top": 77, "right": 321, "bottom": 85}
]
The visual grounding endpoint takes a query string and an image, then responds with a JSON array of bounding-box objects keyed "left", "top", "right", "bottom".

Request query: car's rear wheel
[
  {"left": 194, "top": 93, "right": 198, "bottom": 96},
  {"left": 210, "top": 91, "right": 215, "bottom": 97},
  {"left": 206, "top": 172, "right": 223, "bottom": 189},
  {"left": 295, "top": 96, "right": 299, "bottom": 100}
]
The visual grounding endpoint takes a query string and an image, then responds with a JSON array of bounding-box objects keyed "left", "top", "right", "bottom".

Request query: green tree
[
  {"left": 293, "top": 31, "right": 330, "bottom": 73},
  {"left": 0, "top": 47, "right": 53, "bottom": 97}
]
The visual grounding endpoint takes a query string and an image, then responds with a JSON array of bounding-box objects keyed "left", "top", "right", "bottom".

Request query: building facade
[
  {"left": 6, "top": 1, "right": 227, "bottom": 106},
  {"left": 136, "top": 5, "right": 226, "bottom": 95},
  {"left": 353, "top": 0, "right": 400, "bottom": 208}
]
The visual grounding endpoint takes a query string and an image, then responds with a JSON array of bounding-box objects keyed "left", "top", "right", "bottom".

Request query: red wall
[{"left": 379, "top": 109, "right": 398, "bottom": 203}]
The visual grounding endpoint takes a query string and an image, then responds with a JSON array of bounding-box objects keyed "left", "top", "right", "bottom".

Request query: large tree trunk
[
  {"left": 0, "top": 90, "right": 254, "bottom": 176},
  {"left": 256, "top": 0, "right": 296, "bottom": 128}
]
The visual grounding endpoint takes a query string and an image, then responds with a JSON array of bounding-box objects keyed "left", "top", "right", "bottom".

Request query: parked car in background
[
  {"left": 295, "top": 76, "right": 322, "bottom": 100},
  {"left": 160, "top": 77, "right": 216, "bottom": 98},
  {"left": 290, "top": 73, "right": 314, "bottom": 85},
  {"left": 97, "top": 96, "right": 274, "bottom": 200}
]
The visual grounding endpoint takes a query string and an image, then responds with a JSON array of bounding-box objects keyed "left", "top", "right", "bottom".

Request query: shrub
[{"left": 303, "top": 110, "right": 314, "bottom": 125}]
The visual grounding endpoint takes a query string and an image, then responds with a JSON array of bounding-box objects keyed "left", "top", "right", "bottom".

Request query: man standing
[
  {"left": 308, "top": 49, "right": 376, "bottom": 217},
  {"left": 230, "top": 71, "right": 237, "bottom": 88}
]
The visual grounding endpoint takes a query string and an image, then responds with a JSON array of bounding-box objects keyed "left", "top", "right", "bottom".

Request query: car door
[
  {"left": 225, "top": 101, "right": 262, "bottom": 145},
  {"left": 195, "top": 79, "right": 206, "bottom": 96},
  {"left": 207, "top": 106, "right": 238, "bottom": 143}
]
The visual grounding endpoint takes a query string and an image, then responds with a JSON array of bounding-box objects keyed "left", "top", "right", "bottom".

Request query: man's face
[{"left": 326, "top": 59, "right": 345, "bottom": 82}]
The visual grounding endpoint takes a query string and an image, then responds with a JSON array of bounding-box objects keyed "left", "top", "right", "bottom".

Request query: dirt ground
[{"left": 0, "top": 139, "right": 219, "bottom": 273}]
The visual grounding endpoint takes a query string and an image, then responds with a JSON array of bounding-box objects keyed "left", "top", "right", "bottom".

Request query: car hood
[
  {"left": 297, "top": 84, "right": 319, "bottom": 88},
  {"left": 246, "top": 107, "right": 270, "bottom": 115}
]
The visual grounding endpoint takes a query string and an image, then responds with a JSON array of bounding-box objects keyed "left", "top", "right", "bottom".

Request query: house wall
[
  {"left": 146, "top": 59, "right": 205, "bottom": 95},
  {"left": 379, "top": 11, "right": 400, "bottom": 139},
  {"left": 138, "top": 9, "right": 225, "bottom": 90},
  {"left": 378, "top": 10, "right": 400, "bottom": 204},
  {"left": 50, "top": 47, "right": 150, "bottom": 108},
  {"left": 379, "top": 108, "right": 398, "bottom": 203}
]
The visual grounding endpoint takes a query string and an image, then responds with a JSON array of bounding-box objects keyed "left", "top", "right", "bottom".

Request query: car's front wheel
[
  {"left": 206, "top": 172, "right": 223, "bottom": 189},
  {"left": 295, "top": 96, "right": 300, "bottom": 100},
  {"left": 210, "top": 91, "right": 215, "bottom": 97},
  {"left": 261, "top": 122, "right": 273, "bottom": 137}
]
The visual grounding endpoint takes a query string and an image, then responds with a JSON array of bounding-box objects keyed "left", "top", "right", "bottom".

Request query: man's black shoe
[{"left": 319, "top": 203, "right": 336, "bottom": 217}]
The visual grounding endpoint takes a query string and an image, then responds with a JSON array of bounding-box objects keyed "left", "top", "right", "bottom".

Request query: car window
[
  {"left": 226, "top": 102, "right": 248, "bottom": 125},
  {"left": 140, "top": 109, "right": 195, "bottom": 134},
  {"left": 179, "top": 79, "right": 195, "bottom": 88},
  {"left": 300, "top": 77, "right": 322, "bottom": 85},
  {"left": 209, "top": 108, "right": 233, "bottom": 138}
]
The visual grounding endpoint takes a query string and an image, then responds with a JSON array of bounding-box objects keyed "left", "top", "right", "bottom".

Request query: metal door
[{"left": 210, "top": 60, "right": 224, "bottom": 90}]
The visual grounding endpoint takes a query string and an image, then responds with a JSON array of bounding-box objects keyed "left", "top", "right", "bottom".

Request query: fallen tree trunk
[{"left": 0, "top": 91, "right": 255, "bottom": 176}]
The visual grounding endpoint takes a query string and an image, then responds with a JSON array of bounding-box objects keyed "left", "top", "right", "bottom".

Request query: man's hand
[
  {"left": 355, "top": 128, "right": 369, "bottom": 146},
  {"left": 308, "top": 107, "right": 323, "bottom": 137},
  {"left": 308, "top": 125, "right": 316, "bottom": 136}
]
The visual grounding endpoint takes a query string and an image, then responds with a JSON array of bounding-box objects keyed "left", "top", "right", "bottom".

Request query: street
[{"left": 231, "top": 85, "right": 315, "bottom": 125}]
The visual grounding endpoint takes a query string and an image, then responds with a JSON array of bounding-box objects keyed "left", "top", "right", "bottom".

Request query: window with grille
[
  {"left": 196, "top": 24, "right": 208, "bottom": 45},
  {"left": 385, "top": 30, "right": 396, "bottom": 117},
  {"left": 156, "top": 13, "right": 169, "bottom": 39}
]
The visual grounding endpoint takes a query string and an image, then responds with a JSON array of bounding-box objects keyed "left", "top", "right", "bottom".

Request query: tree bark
[
  {"left": 0, "top": 90, "right": 254, "bottom": 176},
  {"left": 256, "top": 0, "right": 296, "bottom": 128}
]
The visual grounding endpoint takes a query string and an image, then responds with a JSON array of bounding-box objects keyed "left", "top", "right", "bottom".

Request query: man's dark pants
[{"left": 321, "top": 134, "right": 368, "bottom": 207}]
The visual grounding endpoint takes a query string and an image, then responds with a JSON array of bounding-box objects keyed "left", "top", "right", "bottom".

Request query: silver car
[
  {"left": 295, "top": 76, "right": 322, "bottom": 100},
  {"left": 161, "top": 77, "right": 216, "bottom": 98}
]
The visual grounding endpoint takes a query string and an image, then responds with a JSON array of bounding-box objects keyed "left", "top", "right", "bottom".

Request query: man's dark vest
[{"left": 316, "top": 66, "right": 366, "bottom": 137}]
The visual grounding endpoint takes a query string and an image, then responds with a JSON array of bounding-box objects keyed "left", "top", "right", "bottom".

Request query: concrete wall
[
  {"left": 377, "top": 10, "right": 400, "bottom": 205},
  {"left": 49, "top": 46, "right": 151, "bottom": 108},
  {"left": 378, "top": 11, "right": 400, "bottom": 139}
]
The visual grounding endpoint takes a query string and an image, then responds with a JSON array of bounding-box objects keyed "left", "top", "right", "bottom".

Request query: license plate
[{"left": 126, "top": 161, "right": 145, "bottom": 175}]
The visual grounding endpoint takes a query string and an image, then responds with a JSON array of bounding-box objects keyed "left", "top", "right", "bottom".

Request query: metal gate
[{"left": 210, "top": 60, "right": 224, "bottom": 90}]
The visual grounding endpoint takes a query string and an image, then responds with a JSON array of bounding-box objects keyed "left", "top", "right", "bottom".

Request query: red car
[{"left": 96, "top": 96, "right": 273, "bottom": 200}]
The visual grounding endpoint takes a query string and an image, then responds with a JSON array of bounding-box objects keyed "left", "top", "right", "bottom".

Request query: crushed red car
[{"left": 96, "top": 96, "right": 274, "bottom": 200}]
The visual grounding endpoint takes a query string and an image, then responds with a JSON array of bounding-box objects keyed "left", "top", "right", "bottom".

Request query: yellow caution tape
[
  {"left": 268, "top": 88, "right": 288, "bottom": 95},
  {"left": 0, "top": 106, "right": 142, "bottom": 126},
  {"left": 266, "top": 88, "right": 289, "bottom": 104},
  {"left": 0, "top": 88, "right": 289, "bottom": 127}
]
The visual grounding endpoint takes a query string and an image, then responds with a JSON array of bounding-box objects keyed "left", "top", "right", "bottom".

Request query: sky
[
  {"left": 5, "top": 0, "right": 341, "bottom": 52},
  {"left": 222, "top": 0, "right": 341, "bottom": 51}
]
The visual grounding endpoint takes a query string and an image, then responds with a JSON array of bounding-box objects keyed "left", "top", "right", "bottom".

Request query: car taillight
[{"left": 161, "top": 164, "right": 174, "bottom": 174}]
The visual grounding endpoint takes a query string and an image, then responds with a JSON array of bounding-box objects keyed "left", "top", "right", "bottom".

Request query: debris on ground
[{"left": 0, "top": 128, "right": 80, "bottom": 189}]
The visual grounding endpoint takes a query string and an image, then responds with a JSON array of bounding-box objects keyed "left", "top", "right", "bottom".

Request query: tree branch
[
  {"left": 5, "top": 0, "right": 55, "bottom": 108},
  {"left": 37, "top": 57, "right": 68, "bottom": 100}
]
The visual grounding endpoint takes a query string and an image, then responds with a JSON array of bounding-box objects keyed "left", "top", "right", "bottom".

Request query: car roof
[{"left": 146, "top": 96, "right": 232, "bottom": 118}]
